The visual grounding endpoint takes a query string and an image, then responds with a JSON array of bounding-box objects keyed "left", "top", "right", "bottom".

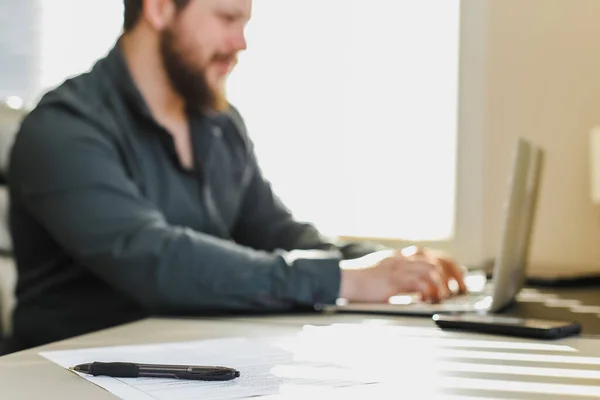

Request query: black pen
[{"left": 69, "top": 362, "right": 240, "bottom": 381}]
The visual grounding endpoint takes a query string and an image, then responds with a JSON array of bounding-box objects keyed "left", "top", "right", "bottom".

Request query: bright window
[
  {"left": 227, "top": 0, "right": 461, "bottom": 241},
  {"left": 38, "top": 0, "right": 124, "bottom": 97}
]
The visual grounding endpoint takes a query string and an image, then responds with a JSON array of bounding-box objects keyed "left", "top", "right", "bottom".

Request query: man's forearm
[{"left": 64, "top": 220, "right": 343, "bottom": 312}]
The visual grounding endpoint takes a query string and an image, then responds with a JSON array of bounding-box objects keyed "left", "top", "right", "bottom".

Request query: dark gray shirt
[{"left": 8, "top": 43, "right": 358, "bottom": 347}]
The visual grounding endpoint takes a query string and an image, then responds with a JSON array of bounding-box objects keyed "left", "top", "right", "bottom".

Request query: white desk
[{"left": 1, "top": 313, "right": 600, "bottom": 399}]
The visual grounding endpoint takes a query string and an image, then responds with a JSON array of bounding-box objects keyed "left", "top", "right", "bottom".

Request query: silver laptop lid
[{"left": 488, "top": 138, "right": 543, "bottom": 312}]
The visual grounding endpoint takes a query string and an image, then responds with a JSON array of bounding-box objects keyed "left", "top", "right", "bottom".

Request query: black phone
[{"left": 432, "top": 314, "right": 582, "bottom": 339}]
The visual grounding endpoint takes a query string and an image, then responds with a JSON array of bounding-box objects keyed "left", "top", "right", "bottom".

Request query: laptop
[{"left": 328, "top": 137, "right": 544, "bottom": 316}]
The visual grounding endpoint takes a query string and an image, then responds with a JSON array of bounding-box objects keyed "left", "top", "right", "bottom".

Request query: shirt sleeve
[{"left": 9, "top": 105, "right": 342, "bottom": 313}]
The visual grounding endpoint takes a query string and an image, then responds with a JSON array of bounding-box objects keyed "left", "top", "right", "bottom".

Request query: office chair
[{"left": 0, "top": 102, "right": 27, "bottom": 346}]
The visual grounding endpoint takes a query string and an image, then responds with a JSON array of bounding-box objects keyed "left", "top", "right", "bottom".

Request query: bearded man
[{"left": 7, "top": 0, "right": 466, "bottom": 349}]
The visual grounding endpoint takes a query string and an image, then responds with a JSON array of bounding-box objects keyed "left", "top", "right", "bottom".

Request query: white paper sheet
[{"left": 40, "top": 337, "right": 380, "bottom": 400}]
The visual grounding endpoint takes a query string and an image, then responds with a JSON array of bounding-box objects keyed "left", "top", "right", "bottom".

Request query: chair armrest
[{"left": 0, "top": 255, "right": 16, "bottom": 338}]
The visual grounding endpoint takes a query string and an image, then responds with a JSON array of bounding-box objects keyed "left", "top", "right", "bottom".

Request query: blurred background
[{"left": 2, "top": 0, "right": 600, "bottom": 334}]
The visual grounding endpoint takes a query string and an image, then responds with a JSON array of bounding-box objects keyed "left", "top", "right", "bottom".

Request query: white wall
[
  {"left": 480, "top": 0, "right": 600, "bottom": 275},
  {"left": 0, "top": 105, "right": 20, "bottom": 336}
]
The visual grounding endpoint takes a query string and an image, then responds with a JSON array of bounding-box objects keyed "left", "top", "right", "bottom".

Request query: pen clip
[
  {"left": 174, "top": 371, "right": 238, "bottom": 381},
  {"left": 174, "top": 367, "right": 239, "bottom": 381}
]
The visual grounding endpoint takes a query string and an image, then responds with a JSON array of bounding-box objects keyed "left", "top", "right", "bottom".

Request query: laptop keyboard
[{"left": 442, "top": 294, "right": 489, "bottom": 305}]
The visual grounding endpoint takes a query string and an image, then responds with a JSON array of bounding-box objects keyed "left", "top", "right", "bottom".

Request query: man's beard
[{"left": 159, "top": 25, "right": 231, "bottom": 112}]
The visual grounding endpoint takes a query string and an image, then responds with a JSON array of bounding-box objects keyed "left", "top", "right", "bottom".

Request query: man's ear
[{"left": 141, "top": 0, "right": 177, "bottom": 31}]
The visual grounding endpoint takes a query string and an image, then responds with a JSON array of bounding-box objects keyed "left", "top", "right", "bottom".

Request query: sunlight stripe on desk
[
  {"left": 442, "top": 377, "right": 600, "bottom": 397},
  {"left": 570, "top": 305, "right": 600, "bottom": 314},
  {"left": 436, "top": 361, "right": 600, "bottom": 379},
  {"left": 543, "top": 298, "right": 582, "bottom": 307},
  {"left": 437, "top": 349, "right": 600, "bottom": 365},
  {"left": 407, "top": 338, "right": 576, "bottom": 352}
]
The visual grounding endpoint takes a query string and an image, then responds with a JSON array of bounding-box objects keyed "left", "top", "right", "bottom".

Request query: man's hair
[{"left": 123, "top": 0, "right": 192, "bottom": 32}]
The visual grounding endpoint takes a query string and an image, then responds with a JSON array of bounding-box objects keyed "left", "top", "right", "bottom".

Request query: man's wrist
[{"left": 338, "top": 263, "right": 360, "bottom": 301}]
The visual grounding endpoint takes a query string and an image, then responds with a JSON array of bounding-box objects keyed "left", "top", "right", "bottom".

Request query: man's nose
[{"left": 231, "top": 29, "right": 247, "bottom": 52}]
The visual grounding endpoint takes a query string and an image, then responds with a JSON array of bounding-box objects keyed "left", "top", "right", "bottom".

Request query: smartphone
[{"left": 432, "top": 314, "right": 582, "bottom": 339}]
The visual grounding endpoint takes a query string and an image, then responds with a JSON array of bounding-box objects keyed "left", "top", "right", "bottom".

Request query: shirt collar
[
  {"left": 103, "top": 39, "right": 235, "bottom": 130},
  {"left": 104, "top": 39, "right": 158, "bottom": 123}
]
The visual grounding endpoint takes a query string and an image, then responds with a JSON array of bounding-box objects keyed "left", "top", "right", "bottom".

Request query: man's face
[{"left": 159, "top": 0, "right": 251, "bottom": 111}]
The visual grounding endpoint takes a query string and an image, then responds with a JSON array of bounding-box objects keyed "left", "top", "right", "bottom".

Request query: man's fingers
[
  {"left": 407, "top": 262, "right": 448, "bottom": 302},
  {"left": 403, "top": 275, "right": 439, "bottom": 303},
  {"left": 429, "top": 269, "right": 450, "bottom": 299},
  {"left": 437, "top": 257, "right": 468, "bottom": 293},
  {"left": 423, "top": 265, "right": 449, "bottom": 302},
  {"left": 415, "top": 249, "right": 468, "bottom": 295},
  {"left": 410, "top": 253, "right": 452, "bottom": 299},
  {"left": 388, "top": 251, "right": 462, "bottom": 301}
]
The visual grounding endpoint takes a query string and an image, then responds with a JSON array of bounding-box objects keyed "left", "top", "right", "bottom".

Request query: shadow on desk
[
  {"left": 469, "top": 261, "right": 600, "bottom": 335},
  {"left": 154, "top": 305, "right": 322, "bottom": 322},
  {"left": 472, "top": 258, "right": 600, "bottom": 288},
  {"left": 508, "top": 286, "right": 600, "bottom": 336},
  {"left": 0, "top": 305, "right": 322, "bottom": 356}
]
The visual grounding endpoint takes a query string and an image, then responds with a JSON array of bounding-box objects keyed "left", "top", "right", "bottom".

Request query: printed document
[{"left": 40, "top": 337, "right": 380, "bottom": 400}]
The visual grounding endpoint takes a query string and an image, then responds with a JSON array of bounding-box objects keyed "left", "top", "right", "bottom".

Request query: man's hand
[{"left": 338, "top": 246, "right": 467, "bottom": 303}]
